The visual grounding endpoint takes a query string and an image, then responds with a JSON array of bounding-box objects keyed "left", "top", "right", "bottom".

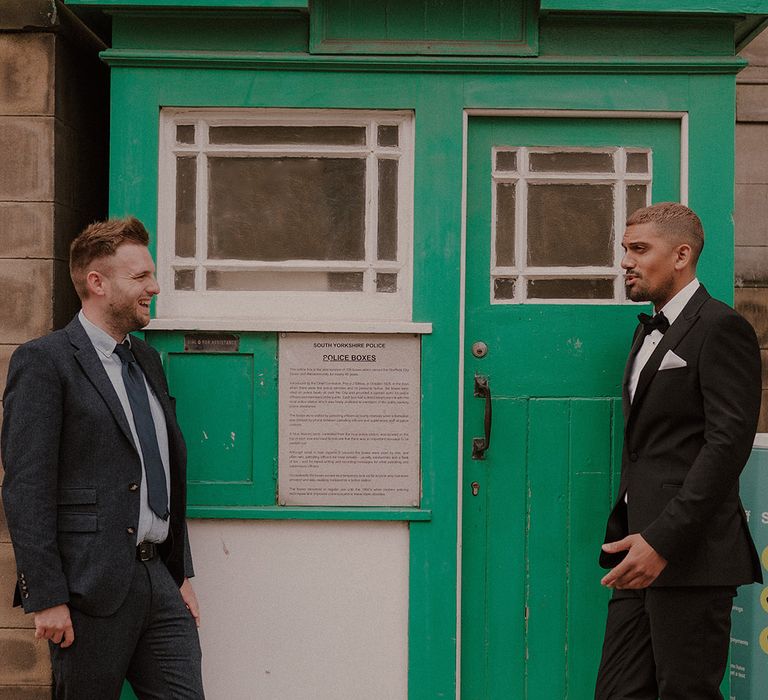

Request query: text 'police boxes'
[{"left": 278, "top": 333, "right": 421, "bottom": 507}]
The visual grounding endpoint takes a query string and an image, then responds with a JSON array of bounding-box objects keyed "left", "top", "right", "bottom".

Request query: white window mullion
[
  {"left": 195, "top": 119, "right": 209, "bottom": 292},
  {"left": 364, "top": 120, "right": 378, "bottom": 293},
  {"left": 517, "top": 148, "right": 529, "bottom": 303}
]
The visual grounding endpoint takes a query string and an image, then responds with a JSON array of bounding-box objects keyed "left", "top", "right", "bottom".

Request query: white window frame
[
  {"left": 156, "top": 108, "right": 415, "bottom": 323},
  {"left": 490, "top": 145, "right": 652, "bottom": 304}
]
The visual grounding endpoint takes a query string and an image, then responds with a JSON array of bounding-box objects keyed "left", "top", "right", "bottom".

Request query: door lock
[
  {"left": 471, "top": 481, "right": 480, "bottom": 496},
  {"left": 471, "top": 341, "right": 488, "bottom": 358}
]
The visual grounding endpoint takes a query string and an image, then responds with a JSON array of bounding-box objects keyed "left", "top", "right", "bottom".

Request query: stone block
[
  {"left": 0, "top": 34, "right": 54, "bottom": 117},
  {"left": 736, "top": 124, "right": 768, "bottom": 185},
  {"left": 0, "top": 260, "right": 53, "bottom": 344},
  {"left": 735, "top": 184, "right": 768, "bottom": 247},
  {"left": 737, "top": 84, "right": 768, "bottom": 123},
  {"left": 0, "top": 629, "right": 51, "bottom": 685},
  {"left": 0, "top": 0, "right": 58, "bottom": 31},
  {"left": 0, "top": 544, "right": 30, "bottom": 628},
  {"left": 735, "top": 247, "right": 768, "bottom": 288},
  {"left": 736, "top": 287, "right": 768, "bottom": 348},
  {"left": 0, "top": 117, "right": 54, "bottom": 201},
  {"left": 740, "top": 26, "right": 768, "bottom": 68},
  {"left": 0, "top": 203, "right": 54, "bottom": 260},
  {"left": 0, "top": 687, "right": 51, "bottom": 700}
]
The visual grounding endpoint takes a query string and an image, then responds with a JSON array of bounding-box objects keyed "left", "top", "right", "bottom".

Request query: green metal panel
[
  {"left": 541, "top": 0, "right": 768, "bottom": 12},
  {"left": 310, "top": 0, "right": 538, "bottom": 56},
  {"left": 111, "top": 12, "right": 309, "bottom": 52},
  {"left": 66, "top": 0, "right": 308, "bottom": 7},
  {"left": 150, "top": 332, "right": 278, "bottom": 507}
]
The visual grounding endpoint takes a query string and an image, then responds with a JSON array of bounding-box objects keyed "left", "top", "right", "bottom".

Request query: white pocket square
[{"left": 658, "top": 349, "right": 687, "bottom": 370}]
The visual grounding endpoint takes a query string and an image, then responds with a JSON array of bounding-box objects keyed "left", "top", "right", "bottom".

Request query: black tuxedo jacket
[
  {"left": 600, "top": 285, "right": 762, "bottom": 586},
  {"left": 1, "top": 316, "right": 193, "bottom": 616}
]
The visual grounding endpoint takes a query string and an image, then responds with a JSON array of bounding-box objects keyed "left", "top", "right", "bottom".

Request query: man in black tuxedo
[
  {"left": 594, "top": 203, "right": 762, "bottom": 699},
  {"left": 2, "top": 217, "right": 204, "bottom": 698}
]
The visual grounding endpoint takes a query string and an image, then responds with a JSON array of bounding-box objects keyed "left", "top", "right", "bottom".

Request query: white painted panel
[{"left": 187, "top": 520, "right": 409, "bottom": 700}]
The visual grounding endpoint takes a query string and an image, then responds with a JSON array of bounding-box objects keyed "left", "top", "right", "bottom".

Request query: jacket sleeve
[
  {"left": 642, "top": 312, "right": 762, "bottom": 561},
  {"left": 1, "top": 344, "right": 70, "bottom": 612}
]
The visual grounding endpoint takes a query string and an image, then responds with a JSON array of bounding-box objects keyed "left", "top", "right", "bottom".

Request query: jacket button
[
  {"left": 23, "top": 593, "right": 29, "bottom": 599},
  {"left": 127, "top": 527, "right": 136, "bottom": 535},
  {"left": 129, "top": 483, "right": 139, "bottom": 492},
  {"left": 630, "top": 452, "right": 638, "bottom": 462}
]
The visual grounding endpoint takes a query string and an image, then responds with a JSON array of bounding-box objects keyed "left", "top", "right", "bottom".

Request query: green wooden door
[{"left": 460, "top": 116, "right": 680, "bottom": 699}]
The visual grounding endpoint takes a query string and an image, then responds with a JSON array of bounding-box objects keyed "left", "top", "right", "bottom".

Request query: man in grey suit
[{"left": 2, "top": 217, "right": 205, "bottom": 698}]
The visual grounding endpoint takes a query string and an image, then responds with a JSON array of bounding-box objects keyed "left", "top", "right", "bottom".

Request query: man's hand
[
  {"left": 33, "top": 604, "right": 74, "bottom": 647},
  {"left": 180, "top": 578, "right": 201, "bottom": 627},
  {"left": 601, "top": 534, "right": 668, "bottom": 589}
]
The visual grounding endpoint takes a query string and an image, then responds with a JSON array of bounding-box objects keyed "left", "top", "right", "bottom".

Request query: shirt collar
[
  {"left": 78, "top": 310, "right": 129, "bottom": 359},
  {"left": 658, "top": 277, "right": 700, "bottom": 326}
]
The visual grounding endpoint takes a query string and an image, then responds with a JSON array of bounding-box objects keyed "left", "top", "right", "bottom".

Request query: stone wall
[
  {"left": 0, "top": 1, "right": 109, "bottom": 696},
  {"left": 737, "top": 29, "right": 768, "bottom": 434}
]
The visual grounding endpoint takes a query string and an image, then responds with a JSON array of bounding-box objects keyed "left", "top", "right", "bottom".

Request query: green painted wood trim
[
  {"left": 309, "top": 0, "right": 538, "bottom": 57},
  {"left": 541, "top": 0, "right": 768, "bottom": 13},
  {"left": 100, "top": 49, "right": 748, "bottom": 73},
  {"left": 65, "top": 0, "right": 308, "bottom": 8},
  {"left": 187, "top": 506, "right": 432, "bottom": 520}
]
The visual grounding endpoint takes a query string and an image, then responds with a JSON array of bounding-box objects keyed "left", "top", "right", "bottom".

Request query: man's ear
[
  {"left": 673, "top": 243, "right": 693, "bottom": 271},
  {"left": 85, "top": 269, "right": 107, "bottom": 298}
]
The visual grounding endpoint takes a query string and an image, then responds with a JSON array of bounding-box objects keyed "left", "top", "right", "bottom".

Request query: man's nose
[
  {"left": 620, "top": 253, "right": 633, "bottom": 270},
  {"left": 148, "top": 276, "right": 160, "bottom": 294}
]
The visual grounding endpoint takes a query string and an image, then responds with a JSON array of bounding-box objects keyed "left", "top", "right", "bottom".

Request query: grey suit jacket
[
  {"left": 1, "top": 316, "right": 193, "bottom": 616},
  {"left": 600, "top": 285, "right": 762, "bottom": 586}
]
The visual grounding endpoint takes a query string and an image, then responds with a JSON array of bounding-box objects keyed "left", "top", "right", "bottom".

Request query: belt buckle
[{"left": 137, "top": 542, "right": 155, "bottom": 562}]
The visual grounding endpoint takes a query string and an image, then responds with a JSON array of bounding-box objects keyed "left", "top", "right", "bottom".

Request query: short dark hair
[
  {"left": 70, "top": 216, "right": 150, "bottom": 299},
  {"left": 626, "top": 202, "right": 704, "bottom": 264}
]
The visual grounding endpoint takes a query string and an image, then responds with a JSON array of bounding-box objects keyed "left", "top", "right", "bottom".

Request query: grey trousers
[{"left": 50, "top": 556, "right": 204, "bottom": 700}]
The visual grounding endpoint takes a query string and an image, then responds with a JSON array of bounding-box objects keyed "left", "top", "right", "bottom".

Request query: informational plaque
[{"left": 278, "top": 333, "right": 421, "bottom": 507}]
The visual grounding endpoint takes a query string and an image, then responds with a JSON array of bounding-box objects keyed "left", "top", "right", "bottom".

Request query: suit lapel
[
  {"left": 66, "top": 317, "right": 137, "bottom": 450},
  {"left": 622, "top": 324, "right": 645, "bottom": 425},
  {"left": 628, "top": 284, "right": 710, "bottom": 417}
]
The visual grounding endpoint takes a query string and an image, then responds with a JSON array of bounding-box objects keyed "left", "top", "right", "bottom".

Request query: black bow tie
[{"left": 638, "top": 311, "right": 670, "bottom": 336}]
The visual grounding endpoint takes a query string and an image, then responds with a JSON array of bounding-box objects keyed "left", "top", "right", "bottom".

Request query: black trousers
[
  {"left": 50, "top": 556, "right": 204, "bottom": 700},
  {"left": 594, "top": 585, "right": 736, "bottom": 700}
]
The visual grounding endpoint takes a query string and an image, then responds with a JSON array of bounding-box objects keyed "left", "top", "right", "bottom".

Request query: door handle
[{"left": 472, "top": 374, "right": 492, "bottom": 460}]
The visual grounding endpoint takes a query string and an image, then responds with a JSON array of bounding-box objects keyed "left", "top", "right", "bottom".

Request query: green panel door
[
  {"left": 461, "top": 116, "right": 680, "bottom": 699},
  {"left": 148, "top": 331, "right": 278, "bottom": 508}
]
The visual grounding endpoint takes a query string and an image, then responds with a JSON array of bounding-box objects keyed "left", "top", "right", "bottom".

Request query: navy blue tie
[{"left": 113, "top": 342, "right": 169, "bottom": 520}]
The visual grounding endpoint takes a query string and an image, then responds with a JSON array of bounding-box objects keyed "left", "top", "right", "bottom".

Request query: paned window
[
  {"left": 158, "top": 109, "right": 414, "bottom": 321},
  {"left": 491, "top": 147, "right": 652, "bottom": 303}
]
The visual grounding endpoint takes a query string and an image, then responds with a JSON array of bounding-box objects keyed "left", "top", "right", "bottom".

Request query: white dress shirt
[
  {"left": 628, "top": 278, "right": 700, "bottom": 403},
  {"left": 79, "top": 310, "right": 171, "bottom": 544}
]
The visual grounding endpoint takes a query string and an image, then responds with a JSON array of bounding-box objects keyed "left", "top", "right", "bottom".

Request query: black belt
[{"left": 136, "top": 541, "right": 160, "bottom": 562}]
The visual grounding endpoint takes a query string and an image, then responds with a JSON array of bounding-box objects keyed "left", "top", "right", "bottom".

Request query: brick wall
[
  {"left": 0, "top": 2, "right": 109, "bottom": 695},
  {"left": 737, "top": 29, "right": 768, "bottom": 434}
]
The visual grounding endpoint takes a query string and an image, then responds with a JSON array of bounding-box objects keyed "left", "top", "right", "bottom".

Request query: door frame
[{"left": 455, "top": 108, "right": 690, "bottom": 697}]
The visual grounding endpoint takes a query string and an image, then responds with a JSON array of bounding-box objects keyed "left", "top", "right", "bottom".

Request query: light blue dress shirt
[{"left": 79, "top": 310, "right": 171, "bottom": 544}]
